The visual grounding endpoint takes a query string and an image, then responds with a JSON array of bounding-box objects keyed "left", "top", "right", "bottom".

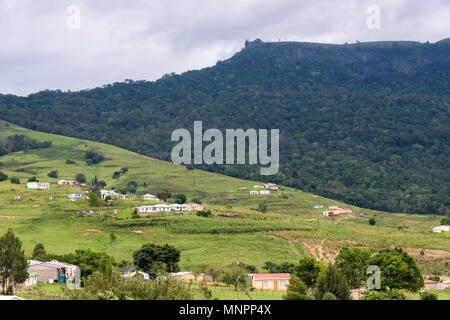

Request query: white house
[
  {"left": 259, "top": 190, "right": 270, "bottom": 195},
  {"left": 100, "top": 190, "right": 126, "bottom": 199},
  {"left": 26, "top": 182, "right": 50, "bottom": 189},
  {"left": 250, "top": 191, "right": 259, "bottom": 195},
  {"left": 432, "top": 225, "right": 450, "bottom": 233},
  {"left": 136, "top": 204, "right": 172, "bottom": 214},
  {"left": 68, "top": 193, "right": 82, "bottom": 199},
  {"left": 142, "top": 193, "right": 159, "bottom": 201},
  {"left": 170, "top": 203, "right": 187, "bottom": 211},
  {"left": 121, "top": 271, "right": 150, "bottom": 280}
]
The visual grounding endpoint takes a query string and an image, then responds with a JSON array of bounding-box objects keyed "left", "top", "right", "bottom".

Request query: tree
[
  {"left": 84, "top": 151, "right": 104, "bottom": 165},
  {"left": 157, "top": 189, "right": 171, "bottom": 201},
  {"left": 314, "top": 263, "right": 352, "bottom": 300},
  {"left": 0, "top": 229, "right": 29, "bottom": 294},
  {"left": 75, "top": 173, "right": 86, "bottom": 184},
  {"left": 368, "top": 248, "right": 423, "bottom": 292},
  {"left": 47, "top": 170, "right": 58, "bottom": 178},
  {"left": 283, "top": 275, "right": 313, "bottom": 300},
  {"left": 220, "top": 266, "right": 248, "bottom": 293},
  {"left": 133, "top": 243, "right": 180, "bottom": 278},
  {"left": 258, "top": 203, "right": 267, "bottom": 213},
  {"left": 196, "top": 210, "right": 212, "bottom": 218},
  {"left": 0, "top": 171, "right": 8, "bottom": 182},
  {"left": 32, "top": 243, "right": 47, "bottom": 260},
  {"left": 173, "top": 194, "right": 187, "bottom": 204},
  {"left": 191, "top": 198, "right": 202, "bottom": 204},
  {"left": 294, "top": 257, "right": 320, "bottom": 288},
  {"left": 335, "top": 247, "right": 372, "bottom": 289},
  {"left": 10, "top": 177, "right": 20, "bottom": 184},
  {"left": 28, "top": 176, "right": 38, "bottom": 182},
  {"left": 112, "top": 171, "right": 121, "bottom": 179},
  {"left": 263, "top": 261, "right": 295, "bottom": 274},
  {"left": 88, "top": 192, "right": 100, "bottom": 207},
  {"left": 369, "top": 217, "right": 376, "bottom": 225}
]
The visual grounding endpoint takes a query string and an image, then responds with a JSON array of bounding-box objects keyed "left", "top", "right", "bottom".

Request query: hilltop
[
  {"left": 0, "top": 121, "right": 448, "bottom": 277},
  {"left": 0, "top": 39, "right": 449, "bottom": 214}
]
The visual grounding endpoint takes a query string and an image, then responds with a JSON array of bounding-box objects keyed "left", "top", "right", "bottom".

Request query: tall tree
[
  {"left": 0, "top": 229, "right": 29, "bottom": 294},
  {"left": 368, "top": 247, "right": 423, "bottom": 292},
  {"left": 283, "top": 275, "right": 313, "bottom": 300},
  {"left": 293, "top": 257, "right": 320, "bottom": 288},
  {"left": 314, "top": 263, "right": 352, "bottom": 300},
  {"left": 335, "top": 247, "right": 372, "bottom": 289}
]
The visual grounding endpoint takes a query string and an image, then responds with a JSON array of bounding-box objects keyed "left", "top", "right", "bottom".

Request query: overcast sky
[{"left": 0, "top": 0, "right": 449, "bottom": 96}]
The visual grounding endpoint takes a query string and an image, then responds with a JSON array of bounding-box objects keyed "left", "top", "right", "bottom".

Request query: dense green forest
[{"left": 0, "top": 39, "right": 449, "bottom": 214}]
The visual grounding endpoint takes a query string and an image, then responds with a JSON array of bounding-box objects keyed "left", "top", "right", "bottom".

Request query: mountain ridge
[{"left": 0, "top": 38, "right": 449, "bottom": 214}]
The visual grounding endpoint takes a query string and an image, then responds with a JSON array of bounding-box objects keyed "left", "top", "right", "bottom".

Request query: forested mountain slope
[{"left": 1, "top": 39, "right": 449, "bottom": 214}]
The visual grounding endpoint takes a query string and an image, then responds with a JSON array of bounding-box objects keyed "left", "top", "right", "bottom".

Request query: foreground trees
[
  {"left": 133, "top": 243, "right": 180, "bottom": 278},
  {"left": 313, "top": 263, "right": 352, "bottom": 300},
  {"left": 0, "top": 229, "right": 29, "bottom": 294},
  {"left": 368, "top": 247, "right": 423, "bottom": 292}
]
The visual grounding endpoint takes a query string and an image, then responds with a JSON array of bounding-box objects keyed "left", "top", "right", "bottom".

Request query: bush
[
  {"left": 362, "top": 290, "right": 406, "bottom": 300},
  {"left": 369, "top": 217, "right": 376, "bottom": 226},
  {"left": 75, "top": 173, "right": 87, "bottom": 184},
  {"left": 84, "top": 151, "right": 104, "bottom": 165},
  {"left": 421, "top": 292, "right": 438, "bottom": 300},
  {"left": 0, "top": 171, "right": 8, "bottom": 182},
  {"left": 47, "top": 170, "right": 58, "bottom": 178},
  {"left": 10, "top": 177, "right": 20, "bottom": 184},
  {"left": 196, "top": 210, "right": 212, "bottom": 218},
  {"left": 27, "top": 176, "right": 38, "bottom": 182},
  {"left": 66, "top": 159, "right": 76, "bottom": 164},
  {"left": 322, "top": 292, "right": 337, "bottom": 300},
  {"left": 173, "top": 194, "right": 187, "bottom": 204}
]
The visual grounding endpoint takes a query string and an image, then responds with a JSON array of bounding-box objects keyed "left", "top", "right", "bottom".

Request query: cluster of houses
[
  {"left": 432, "top": 225, "right": 450, "bottom": 233},
  {"left": 249, "top": 190, "right": 270, "bottom": 195},
  {"left": 57, "top": 180, "right": 79, "bottom": 186},
  {"left": 0, "top": 259, "right": 80, "bottom": 293},
  {"left": 135, "top": 203, "right": 204, "bottom": 217},
  {"left": 322, "top": 205, "right": 353, "bottom": 217},
  {"left": 25, "top": 182, "right": 50, "bottom": 189},
  {"left": 253, "top": 183, "right": 279, "bottom": 191},
  {"left": 121, "top": 270, "right": 291, "bottom": 291},
  {"left": 100, "top": 189, "right": 127, "bottom": 200}
]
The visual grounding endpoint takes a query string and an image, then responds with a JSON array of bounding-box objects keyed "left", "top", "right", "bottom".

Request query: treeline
[
  {"left": 0, "top": 134, "right": 52, "bottom": 156},
  {"left": 0, "top": 40, "right": 449, "bottom": 214}
]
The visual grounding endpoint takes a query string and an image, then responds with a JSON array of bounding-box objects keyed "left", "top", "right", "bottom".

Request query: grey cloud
[{"left": 0, "top": 0, "right": 448, "bottom": 95}]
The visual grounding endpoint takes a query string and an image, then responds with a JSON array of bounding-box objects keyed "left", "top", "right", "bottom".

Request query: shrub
[
  {"left": 10, "top": 177, "right": 20, "bottom": 184},
  {"left": 421, "top": 292, "right": 438, "bottom": 300},
  {"left": 369, "top": 217, "right": 376, "bottom": 225},
  {"left": 66, "top": 159, "right": 76, "bottom": 164},
  {"left": 196, "top": 210, "right": 212, "bottom": 218},
  {"left": 47, "top": 170, "right": 58, "bottom": 178},
  {"left": 28, "top": 176, "right": 38, "bottom": 182},
  {"left": 322, "top": 292, "right": 337, "bottom": 300},
  {"left": 0, "top": 171, "right": 8, "bottom": 182}
]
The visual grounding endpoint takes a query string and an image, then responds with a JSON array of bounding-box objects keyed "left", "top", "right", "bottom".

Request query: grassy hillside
[
  {"left": 1, "top": 39, "right": 449, "bottom": 214},
  {"left": 0, "top": 120, "right": 449, "bottom": 277}
]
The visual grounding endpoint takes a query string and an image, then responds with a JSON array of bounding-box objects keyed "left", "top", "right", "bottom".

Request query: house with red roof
[{"left": 251, "top": 273, "right": 290, "bottom": 291}]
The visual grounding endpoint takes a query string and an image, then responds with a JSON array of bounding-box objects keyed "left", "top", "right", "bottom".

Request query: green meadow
[{"left": 0, "top": 120, "right": 449, "bottom": 278}]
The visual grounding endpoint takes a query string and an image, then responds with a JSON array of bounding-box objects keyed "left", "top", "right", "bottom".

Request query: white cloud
[{"left": 0, "top": 0, "right": 448, "bottom": 95}]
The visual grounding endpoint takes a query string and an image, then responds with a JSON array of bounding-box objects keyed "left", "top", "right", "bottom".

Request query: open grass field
[{"left": 0, "top": 120, "right": 449, "bottom": 281}]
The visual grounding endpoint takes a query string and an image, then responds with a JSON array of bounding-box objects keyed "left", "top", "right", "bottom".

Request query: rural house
[
  {"left": 142, "top": 193, "right": 159, "bottom": 201},
  {"left": 121, "top": 271, "right": 150, "bottom": 280},
  {"left": 0, "top": 272, "right": 38, "bottom": 292},
  {"left": 26, "top": 182, "right": 50, "bottom": 189},
  {"left": 58, "top": 180, "right": 78, "bottom": 186},
  {"left": 432, "top": 225, "right": 450, "bottom": 233},
  {"left": 68, "top": 193, "right": 82, "bottom": 199},
  {"left": 100, "top": 190, "right": 126, "bottom": 199},
  {"left": 184, "top": 203, "right": 204, "bottom": 211},
  {"left": 251, "top": 273, "right": 290, "bottom": 291},
  {"left": 28, "top": 260, "right": 80, "bottom": 286}
]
